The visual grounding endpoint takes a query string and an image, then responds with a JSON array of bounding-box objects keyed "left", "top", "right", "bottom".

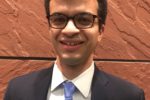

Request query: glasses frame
[{"left": 47, "top": 13, "right": 101, "bottom": 29}]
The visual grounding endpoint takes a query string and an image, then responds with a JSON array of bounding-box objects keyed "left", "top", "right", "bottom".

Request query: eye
[
  {"left": 78, "top": 17, "right": 92, "bottom": 25},
  {"left": 75, "top": 13, "right": 93, "bottom": 26},
  {"left": 50, "top": 14, "right": 67, "bottom": 25}
]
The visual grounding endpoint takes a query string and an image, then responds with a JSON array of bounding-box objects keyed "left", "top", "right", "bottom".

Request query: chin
[
  {"left": 57, "top": 51, "right": 92, "bottom": 67},
  {"left": 60, "top": 55, "right": 85, "bottom": 67}
]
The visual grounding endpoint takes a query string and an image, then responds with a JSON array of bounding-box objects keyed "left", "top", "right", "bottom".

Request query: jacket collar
[
  {"left": 91, "top": 66, "right": 109, "bottom": 100},
  {"left": 33, "top": 64, "right": 109, "bottom": 100},
  {"left": 34, "top": 66, "right": 54, "bottom": 100}
]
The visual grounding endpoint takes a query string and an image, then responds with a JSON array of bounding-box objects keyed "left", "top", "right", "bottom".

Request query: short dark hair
[{"left": 44, "top": 0, "right": 107, "bottom": 26}]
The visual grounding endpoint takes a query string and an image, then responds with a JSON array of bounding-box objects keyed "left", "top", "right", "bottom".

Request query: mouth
[
  {"left": 60, "top": 41, "right": 84, "bottom": 46},
  {"left": 59, "top": 40, "right": 84, "bottom": 51}
]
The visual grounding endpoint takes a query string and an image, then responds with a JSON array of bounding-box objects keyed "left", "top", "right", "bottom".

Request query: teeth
[
  {"left": 61, "top": 41, "right": 83, "bottom": 46},
  {"left": 66, "top": 42, "right": 78, "bottom": 46},
  {"left": 71, "top": 43, "right": 76, "bottom": 45}
]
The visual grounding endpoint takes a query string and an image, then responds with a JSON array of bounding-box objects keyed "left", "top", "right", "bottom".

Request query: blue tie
[{"left": 63, "top": 81, "right": 76, "bottom": 100}]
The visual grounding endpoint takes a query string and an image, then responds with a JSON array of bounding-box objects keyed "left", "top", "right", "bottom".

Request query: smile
[
  {"left": 59, "top": 40, "right": 84, "bottom": 51},
  {"left": 60, "top": 41, "right": 84, "bottom": 46}
]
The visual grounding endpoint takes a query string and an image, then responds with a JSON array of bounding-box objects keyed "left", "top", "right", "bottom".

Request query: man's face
[{"left": 49, "top": 0, "right": 103, "bottom": 66}]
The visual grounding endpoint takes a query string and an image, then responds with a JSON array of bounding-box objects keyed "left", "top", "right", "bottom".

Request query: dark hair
[{"left": 44, "top": 0, "right": 107, "bottom": 26}]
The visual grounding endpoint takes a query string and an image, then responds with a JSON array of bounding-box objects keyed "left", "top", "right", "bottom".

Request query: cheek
[
  {"left": 87, "top": 32, "right": 100, "bottom": 49},
  {"left": 49, "top": 30, "right": 53, "bottom": 41},
  {"left": 85, "top": 28, "right": 100, "bottom": 43},
  {"left": 49, "top": 29, "right": 60, "bottom": 42}
]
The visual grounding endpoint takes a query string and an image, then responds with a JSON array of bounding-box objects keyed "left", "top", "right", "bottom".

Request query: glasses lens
[
  {"left": 75, "top": 13, "right": 94, "bottom": 28},
  {"left": 49, "top": 14, "right": 67, "bottom": 28}
]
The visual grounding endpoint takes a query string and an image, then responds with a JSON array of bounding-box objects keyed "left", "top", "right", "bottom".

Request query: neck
[{"left": 56, "top": 56, "right": 93, "bottom": 80}]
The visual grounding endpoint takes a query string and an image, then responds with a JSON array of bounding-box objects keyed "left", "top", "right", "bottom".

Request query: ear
[
  {"left": 98, "top": 24, "right": 105, "bottom": 42},
  {"left": 100, "top": 24, "right": 105, "bottom": 33}
]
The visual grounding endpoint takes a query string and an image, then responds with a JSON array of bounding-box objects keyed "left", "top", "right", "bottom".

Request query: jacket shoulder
[
  {"left": 11, "top": 67, "right": 52, "bottom": 85},
  {"left": 94, "top": 68, "right": 145, "bottom": 100},
  {"left": 4, "top": 67, "right": 53, "bottom": 100}
]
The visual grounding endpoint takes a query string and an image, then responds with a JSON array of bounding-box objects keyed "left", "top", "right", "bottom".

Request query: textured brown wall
[{"left": 0, "top": 0, "right": 150, "bottom": 100}]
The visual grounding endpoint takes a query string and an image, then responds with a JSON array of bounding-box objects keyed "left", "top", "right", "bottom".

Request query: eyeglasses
[{"left": 48, "top": 13, "right": 100, "bottom": 29}]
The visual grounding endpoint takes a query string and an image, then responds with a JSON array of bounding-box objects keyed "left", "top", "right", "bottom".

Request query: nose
[{"left": 62, "top": 20, "right": 80, "bottom": 37}]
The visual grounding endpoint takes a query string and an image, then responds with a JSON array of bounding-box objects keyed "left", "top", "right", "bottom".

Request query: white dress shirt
[{"left": 47, "top": 61, "right": 95, "bottom": 100}]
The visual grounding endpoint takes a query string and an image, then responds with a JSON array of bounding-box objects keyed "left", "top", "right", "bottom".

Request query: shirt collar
[
  {"left": 50, "top": 63, "right": 67, "bottom": 91},
  {"left": 51, "top": 61, "right": 95, "bottom": 98}
]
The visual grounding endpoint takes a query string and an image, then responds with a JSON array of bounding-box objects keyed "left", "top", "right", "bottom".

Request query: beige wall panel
[
  {"left": 0, "top": 0, "right": 54, "bottom": 57},
  {"left": 0, "top": 60, "right": 149, "bottom": 100},
  {"left": 97, "top": 62, "right": 150, "bottom": 100},
  {"left": 0, "top": 60, "right": 52, "bottom": 100},
  {"left": 0, "top": 0, "right": 150, "bottom": 100},
  {"left": 95, "top": 0, "right": 150, "bottom": 59},
  {"left": 0, "top": 0, "right": 150, "bottom": 59}
]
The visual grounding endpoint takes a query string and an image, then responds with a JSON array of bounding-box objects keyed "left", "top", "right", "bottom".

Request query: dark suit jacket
[{"left": 4, "top": 65, "right": 145, "bottom": 100}]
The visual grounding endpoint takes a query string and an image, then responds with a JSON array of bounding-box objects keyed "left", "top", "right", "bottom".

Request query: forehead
[{"left": 50, "top": 0, "right": 98, "bottom": 15}]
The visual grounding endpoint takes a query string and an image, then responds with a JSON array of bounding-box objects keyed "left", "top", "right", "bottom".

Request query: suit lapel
[
  {"left": 34, "top": 65, "right": 54, "bottom": 100},
  {"left": 31, "top": 65, "right": 110, "bottom": 100},
  {"left": 91, "top": 67, "right": 109, "bottom": 100}
]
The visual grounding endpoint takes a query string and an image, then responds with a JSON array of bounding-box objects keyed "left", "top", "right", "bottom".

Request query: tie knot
[{"left": 63, "top": 81, "right": 76, "bottom": 100}]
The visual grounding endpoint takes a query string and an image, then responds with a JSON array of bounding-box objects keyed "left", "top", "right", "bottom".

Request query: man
[{"left": 4, "top": 0, "right": 145, "bottom": 100}]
